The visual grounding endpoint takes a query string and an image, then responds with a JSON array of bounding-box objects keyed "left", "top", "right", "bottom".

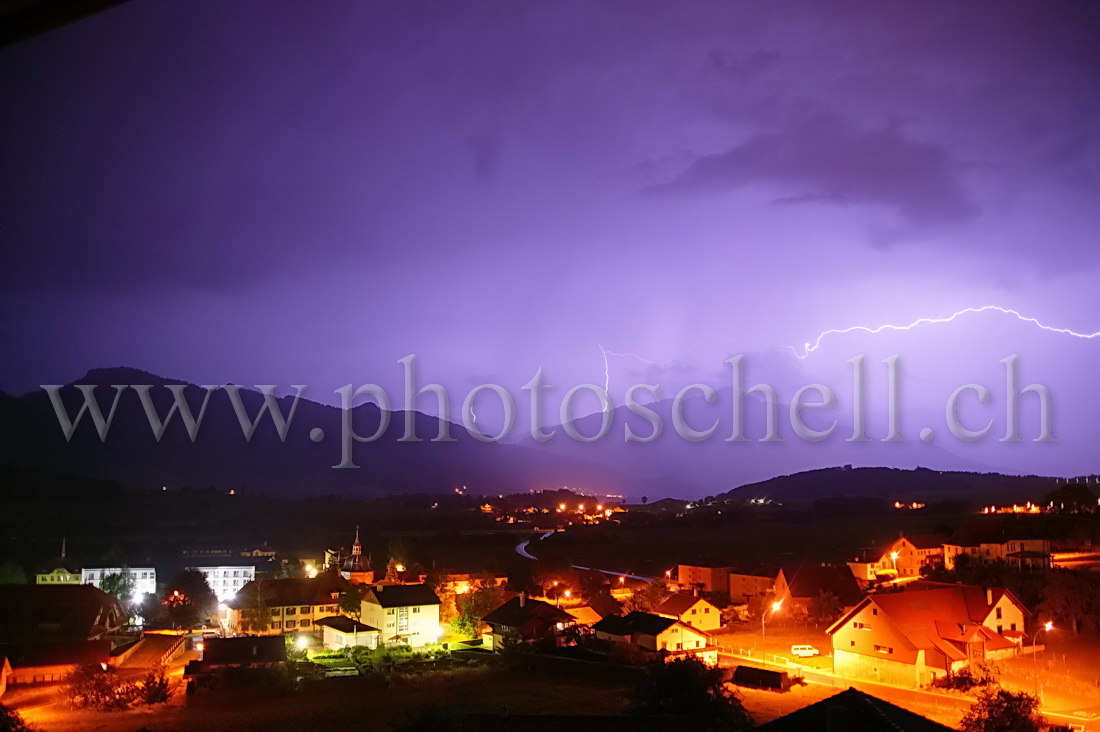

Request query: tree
[
  {"left": 627, "top": 657, "right": 753, "bottom": 731},
  {"left": 338, "top": 585, "right": 367, "bottom": 620},
  {"left": 139, "top": 665, "right": 171, "bottom": 704},
  {"left": 162, "top": 569, "right": 218, "bottom": 629},
  {"left": 960, "top": 687, "right": 1045, "bottom": 732},
  {"left": 1039, "top": 569, "right": 1096, "bottom": 635},
  {"left": 66, "top": 664, "right": 137, "bottom": 710},
  {"left": 100, "top": 570, "right": 136, "bottom": 602},
  {"left": 451, "top": 582, "right": 506, "bottom": 637},
  {"left": 0, "top": 561, "right": 26, "bottom": 585},
  {"left": 0, "top": 704, "right": 32, "bottom": 732},
  {"left": 809, "top": 591, "right": 842, "bottom": 624},
  {"left": 623, "top": 579, "right": 670, "bottom": 614}
]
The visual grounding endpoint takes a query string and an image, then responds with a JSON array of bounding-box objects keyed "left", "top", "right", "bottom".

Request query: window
[
  {"left": 996, "top": 607, "right": 1002, "bottom": 619},
  {"left": 872, "top": 608, "right": 878, "bottom": 616},
  {"left": 286, "top": 620, "right": 296, "bottom": 629},
  {"left": 874, "top": 645, "right": 893, "bottom": 654},
  {"left": 1011, "top": 623, "right": 1017, "bottom": 631},
  {"left": 300, "top": 606, "right": 309, "bottom": 613},
  {"left": 854, "top": 622, "right": 871, "bottom": 630},
  {"left": 286, "top": 607, "right": 296, "bottom": 615},
  {"left": 271, "top": 621, "right": 282, "bottom": 629},
  {"left": 676, "top": 642, "right": 683, "bottom": 650},
  {"left": 691, "top": 608, "right": 697, "bottom": 615},
  {"left": 850, "top": 641, "right": 855, "bottom": 647},
  {"left": 300, "top": 619, "right": 311, "bottom": 628},
  {"left": 997, "top": 625, "right": 1003, "bottom": 634},
  {"left": 412, "top": 607, "right": 419, "bottom": 613},
  {"left": 271, "top": 608, "right": 281, "bottom": 616},
  {"left": 387, "top": 609, "right": 394, "bottom": 615}
]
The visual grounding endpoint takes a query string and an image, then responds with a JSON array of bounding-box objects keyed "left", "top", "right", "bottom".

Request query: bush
[
  {"left": 139, "top": 665, "right": 171, "bottom": 704},
  {"left": 0, "top": 704, "right": 32, "bottom": 732},
  {"left": 66, "top": 664, "right": 138, "bottom": 711},
  {"left": 931, "top": 662, "right": 1000, "bottom": 692}
]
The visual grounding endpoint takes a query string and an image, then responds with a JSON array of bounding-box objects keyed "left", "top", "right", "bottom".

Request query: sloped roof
[
  {"left": 363, "top": 583, "right": 440, "bottom": 608},
  {"left": 898, "top": 533, "right": 948, "bottom": 550},
  {"left": 313, "top": 616, "right": 379, "bottom": 634},
  {"left": 778, "top": 565, "right": 863, "bottom": 606},
  {"left": 565, "top": 606, "right": 602, "bottom": 626},
  {"left": 202, "top": 636, "right": 286, "bottom": 665},
  {"left": 482, "top": 597, "right": 571, "bottom": 629},
  {"left": 592, "top": 611, "right": 679, "bottom": 637},
  {"left": 756, "top": 687, "right": 954, "bottom": 731},
  {"left": 827, "top": 584, "right": 1027, "bottom": 659},
  {"left": 0, "top": 639, "right": 110, "bottom": 668},
  {"left": 228, "top": 572, "right": 350, "bottom": 610},
  {"left": 654, "top": 593, "right": 714, "bottom": 618},
  {"left": 0, "top": 584, "right": 125, "bottom": 643}
]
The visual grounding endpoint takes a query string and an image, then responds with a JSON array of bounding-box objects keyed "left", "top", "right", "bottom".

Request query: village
[{"left": 2, "top": 480, "right": 1100, "bottom": 731}]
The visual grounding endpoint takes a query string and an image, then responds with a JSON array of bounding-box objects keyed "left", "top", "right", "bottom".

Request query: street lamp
[
  {"left": 762, "top": 600, "right": 782, "bottom": 665},
  {"left": 1028, "top": 621, "right": 1053, "bottom": 703},
  {"left": 890, "top": 551, "right": 899, "bottom": 574}
]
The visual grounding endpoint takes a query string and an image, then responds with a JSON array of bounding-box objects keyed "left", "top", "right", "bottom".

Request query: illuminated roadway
[{"left": 515, "top": 530, "right": 654, "bottom": 581}]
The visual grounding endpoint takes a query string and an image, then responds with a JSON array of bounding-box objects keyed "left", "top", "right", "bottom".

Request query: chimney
[
  {"left": 519, "top": 591, "right": 526, "bottom": 607},
  {"left": 986, "top": 588, "right": 993, "bottom": 605}
]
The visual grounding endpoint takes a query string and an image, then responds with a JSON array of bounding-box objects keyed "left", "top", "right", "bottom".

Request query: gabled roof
[
  {"left": 363, "top": 583, "right": 440, "bottom": 608},
  {"left": 654, "top": 593, "right": 715, "bottom": 619},
  {"left": 777, "top": 565, "right": 863, "bottom": 606},
  {"left": 826, "top": 584, "right": 1028, "bottom": 659},
  {"left": 228, "top": 572, "right": 350, "bottom": 610},
  {"left": 0, "top": 639, "right": 110, "bottom": 668},
  {"left": 482, "top": 597, "right": 571, "bottom": 629},
  {"left": 201, "top": 636, "right": 286, "bottom": 665},
  {"left": 592, "top": 611, "right": 680, "bottom": 637},
  {"left": 896, "top": 533, "right": 948, "bottom": 550},
  {"left": 0, "top": 584, "right": 125, "bottom": 643},
  {"left": 756, "top": 687, "right": 954, "bottom": 731},
  {"left": 313, "top": 616, "right": 379, "bottom": 634}
]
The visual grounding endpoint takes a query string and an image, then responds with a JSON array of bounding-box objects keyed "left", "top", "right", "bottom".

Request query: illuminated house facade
[
  {"left": 848, "top": 534, "right": 946, "bottom": 581},
  {"left": 827, "top": 583, "right": 1027, "bottom": 688},
  {"left": 360, "top": 583, "right": 441, "bottom": 647},
  {"left": 81, "top": 567, "right": 156, "bottom": 601},
  {"left": 191, "top": 565, "right": 257, "bottom": 602},
  {"left": 592, "top": 611, "right": 716, "bottom": 665},
  {"left": 943, "top": 538, "right": 1052, "bottom": 571},
  {"left": 654, "top": 593, "right": 722, "bottom": 632},
  {"left": 676, "top": 563, "right": 733, "bottom": 593},
  {"left": 226, "top": 573, "right": 349, "bottom": 635},
  {"left": 773, "top": 565, "right": 864, "bottom": 615},
  {"left": 482, "top": 594, "right": 573, "bottom": 650}
]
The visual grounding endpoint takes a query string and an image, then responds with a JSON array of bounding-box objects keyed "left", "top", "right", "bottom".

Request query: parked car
[{"left": 791, "top": 645, "right": 820, "bottom": 658}]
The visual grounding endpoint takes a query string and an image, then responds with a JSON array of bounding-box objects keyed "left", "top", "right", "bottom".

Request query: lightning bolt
[{"left": 793, "top": 305, "right": 1100, "bottom": 359}]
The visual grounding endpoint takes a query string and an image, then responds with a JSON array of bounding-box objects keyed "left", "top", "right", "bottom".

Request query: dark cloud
[{"left": 651, "top": 116, "right": 978, "bottom": 233}]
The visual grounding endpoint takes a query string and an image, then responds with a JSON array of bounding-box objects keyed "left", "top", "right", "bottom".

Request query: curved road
[{"left": 515, "top": 531, "right": 655, "bottom": 581}]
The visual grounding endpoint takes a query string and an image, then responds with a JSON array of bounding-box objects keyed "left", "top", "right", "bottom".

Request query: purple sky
[{"left": 2, "top": 1, "right": 1100, "bottom": 477}]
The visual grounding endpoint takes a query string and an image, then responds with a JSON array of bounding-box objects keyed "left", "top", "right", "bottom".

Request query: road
[{"left": 514, "top": 531, "right": 654, "bottom": 581}]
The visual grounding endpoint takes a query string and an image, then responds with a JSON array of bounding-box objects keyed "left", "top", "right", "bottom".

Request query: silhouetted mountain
[
  {"left": 0, "top": 368, "right": 637, "bottom": 498},
  {"left": 717, "top": 465, "right": 1056, "bottom": 505}
]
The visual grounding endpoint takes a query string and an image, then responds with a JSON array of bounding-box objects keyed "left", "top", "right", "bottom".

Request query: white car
[{"left": 791, "top": 645, "right": 820, "bottom": 658}]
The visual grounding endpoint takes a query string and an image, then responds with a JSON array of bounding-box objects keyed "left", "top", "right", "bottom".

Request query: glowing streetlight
[
  {"left": 296, "top": 636, "right": 309, "bottom": 649},
  {"left": 762, "top": 600, "right": 782, "bottom": 665},
  {"left": 889, "top": 551, "right": 899, "bottom": 574},
  {"left": 1030, "top": 621, "right": 1054, "bottom": 702}
]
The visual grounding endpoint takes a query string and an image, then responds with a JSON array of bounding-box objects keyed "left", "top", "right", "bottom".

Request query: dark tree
[
  {"left": 0, "top": 561, "right": 25, "bottom": 585},
  {"left": 960, "top": 688, "right": 1045, "bottom": 732},
  {"left": 0, "top": 704, "right": 32, "bottom": 732},
  {"left": 627, "top": 657, "right": 753, "bottom": 731},
  {"left": 623, "top": 579, "right": 670, "bottom": 613},
  {"left": 162, "top": 569, "right": 218, "bottom": 629},
  {"left": 809, "top": 591, "right": 842, "bottom": 623},
  {"left": 338, "top": 585, "right": 367, "bottom": 620},
  {"left": 100, "top": 570, "right": 136, "bottom": 602},
  {"left": 452, "top": 581, "right": 506, "bottom": 637}
]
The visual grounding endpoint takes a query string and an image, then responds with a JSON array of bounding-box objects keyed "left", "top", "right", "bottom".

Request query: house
[
  {"left": 0, "top": 584, "right": 128, "bottom": 645},
  {"left": 773, "top": 565, "right": 863, "bottom": 615},
  {"left": 728, "top": 567, "right": 777, "bottom": 603},
  {"left": 360, "top": 583, "right": 441, "bottom": 647},
  {"left": 756, "top": 687, "right": 954, "bottom": 731},
  {"left": 654, "top": 593, "right": 722, "bottom": 632},
  {"left": 185, "top": 635, "right": 286, "bottom": 686},
  {"left": 314, "top": 616, "right": 381, "bottom": 651},
  {"left": 226, "top": 573, "right": 349, "bottom": 635},
  {"left": 826, "top": 583, "right": 1028, "bottom": 688},
  {"left": 848, "top": 534, "right": 946, "bottom": 581},
  {"left": 676, "top": 562, "right": 732, "bottom": 593},
  {"left": 943, "top": 526, "right": 1052, "bottom": 571},
  {"left": 0, "top": 640, "right": 112, "bottom": 686},
  {"left": 191, "top": 564, "right": 258, "bottom": 602},
  {"left": 81, "top": 567, "right": 157, "bottom": 601},
  {"left": 435, "top": 571, "right": 508, "bottom": 596},
  {"left": 592, "top": 611, "right": 716, "bottom": 665},
  {"left": 482, "top": 594, "right": 573, "bottom": 650}
]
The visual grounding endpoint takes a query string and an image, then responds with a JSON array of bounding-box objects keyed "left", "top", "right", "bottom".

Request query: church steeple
[{"left": 351, "top": 526, "right": 362, "bottom": 555}]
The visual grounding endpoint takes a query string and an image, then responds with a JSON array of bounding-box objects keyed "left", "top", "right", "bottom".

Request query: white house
[
  {"left": 314, "top": 616, "right": 381, "bottom": 651},
  {"left": 81, "top": 568, "right": 156, "bottom": 601},
  {"left": 191, "top": 565, "right": 257, "bottom": 602},
  {"left": 361, "top": 584, "right": 442, "bottom": 648}
]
